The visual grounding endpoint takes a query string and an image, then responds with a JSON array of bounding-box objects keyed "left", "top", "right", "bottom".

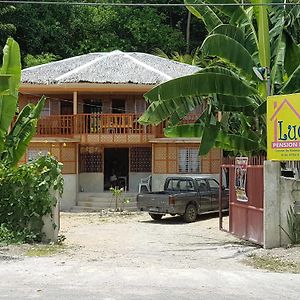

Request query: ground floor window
[
  {"left": 130, "top": 147, "right": 152, "bottom": 172},
  {"left": 27, "top": 149, "right": 49, "bottom": 162},
  {"left": 178, "top": 147, "right": 200, "bottom": 173},
  {"left": 79, "top": 145, "right": 102, "bottom": 173}
]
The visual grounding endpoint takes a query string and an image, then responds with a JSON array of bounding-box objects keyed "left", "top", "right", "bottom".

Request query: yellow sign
[{"left": 267, "top": 93, "right": 300, "bottom": 160}]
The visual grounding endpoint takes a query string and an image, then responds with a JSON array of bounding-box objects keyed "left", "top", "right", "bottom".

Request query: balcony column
[
  {"left": 73, "top": 91, "right": 78, "bottom": 115},
  {"left": 73, "top": 91, "right": 78, "bottom": 135}
]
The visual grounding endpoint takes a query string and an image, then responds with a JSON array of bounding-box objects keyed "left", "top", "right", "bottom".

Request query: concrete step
[
  {"left": 77, "top": 200, "right": 137, "bottom": 209},
  {"left": 70, "top": 205, "right": 138, "bottom": 213},
  {"left": 73, "top": 192, "right": 138, "bottom": 212},
  {"left": 78, "top": 192, "right": 137, "bottom": 203}
]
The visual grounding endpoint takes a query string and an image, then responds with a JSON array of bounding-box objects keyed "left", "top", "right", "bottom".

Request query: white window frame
[
  {"left": 27, "top": 149, "right": 49, "bottom": 162},
  {"left": 178, "top": 147, "right": 200, "bottom": 174}
]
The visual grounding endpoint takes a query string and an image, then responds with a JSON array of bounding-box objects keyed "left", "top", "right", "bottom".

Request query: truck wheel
[
  {"left": 183, "top": 204, "right": 197, "bottom": 223},
  {"left": 149, "top": 213, "right": 163, "bottom": 221}
]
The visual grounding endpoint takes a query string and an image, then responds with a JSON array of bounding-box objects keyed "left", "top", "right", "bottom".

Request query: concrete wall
[
  {"left": 61, "top": 174, "right": 77, "bottom": 211},
  {"left": 264, "top": 161, "right": 300, "bottom": 248},
  {"left": 129, "top": 172, "right": 151, "bottom": 192},
  {"left": 78, "top": 172, "right": 149, "bottom": 193},
  {"left": 152, "top": 173, "right": 221, "bottom": 191},
  {"left": 79, "top": 173, "right": 103, "bottom": 193}
]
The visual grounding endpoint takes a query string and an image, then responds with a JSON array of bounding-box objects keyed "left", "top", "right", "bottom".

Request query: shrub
[{"left": 0, "top": 155, "right": 63, "bottom": 243}]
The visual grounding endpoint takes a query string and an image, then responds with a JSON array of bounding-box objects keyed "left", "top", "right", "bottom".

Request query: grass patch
[
  {"left": 244, "top": 254, "right": 300, "bottom": 273},
  {"left": 26, "top": 244, "right": 66, "bottom": 257}
]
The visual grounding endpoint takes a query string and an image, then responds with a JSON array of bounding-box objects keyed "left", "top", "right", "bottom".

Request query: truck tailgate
[{"left": 137, "top": 192, "right": 171, "bottom": 213}]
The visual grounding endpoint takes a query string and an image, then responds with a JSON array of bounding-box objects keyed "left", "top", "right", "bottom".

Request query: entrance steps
[{"left": 71, "top": 192, "right": 138, "bottom": 212}]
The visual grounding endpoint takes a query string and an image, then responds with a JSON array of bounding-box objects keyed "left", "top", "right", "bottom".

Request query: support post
[
  {"left": 73, "top": 91, "right": 78, "bottom": 115},
  {"left": 264, "top": 160, "right": 281, "bottom": 248}
]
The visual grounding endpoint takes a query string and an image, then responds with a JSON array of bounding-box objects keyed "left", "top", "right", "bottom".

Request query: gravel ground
[
  {"left": 0, "top": 212, "right": 300, "bottom": 299},
  {"left": 59, "top": 212, "right": 256, "bottom": 270}
]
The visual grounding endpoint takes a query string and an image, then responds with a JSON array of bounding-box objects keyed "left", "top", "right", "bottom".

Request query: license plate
[{"left": 149, "top": 207, "right": 159, "bottom": 212}]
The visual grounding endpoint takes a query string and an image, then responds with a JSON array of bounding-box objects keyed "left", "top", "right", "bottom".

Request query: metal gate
[{"left": 220, "top": 161, "right": 264, "bottom": 245}]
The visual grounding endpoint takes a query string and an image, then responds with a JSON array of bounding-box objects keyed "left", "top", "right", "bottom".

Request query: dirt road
[{"left": 0, "top": 212, "right": 300, "bottom": 299}]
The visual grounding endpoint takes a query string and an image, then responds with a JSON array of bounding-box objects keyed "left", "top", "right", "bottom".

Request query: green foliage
[
  {"left": 0, "top": 5, "right": 16, "bottom": 50},
  {"left": 0, "top": 38, "right": 63, "bottom": 244},
  {"left": 0, "top": 38, "right": 45, "bottom": 167},
  {"left": 0, "top": 155, "right": 64, "bottom": 244},
  {"left": 109, "top": 186, "right": 124, "bottom": 211},
  {"left": 153, "top": 47, "right": 201, "bottom": 66},
  {"left": 0, "top": 1, "right": 192, "bottom": 60},
  {"left": 140, "top": 0, "right": 300, "bottom": 156},
  {"left": 285, "top": 206, "right": 300, "bottom": 245},
  {"left": 23, "top": 53, "right": 60, "bottom": 68}
]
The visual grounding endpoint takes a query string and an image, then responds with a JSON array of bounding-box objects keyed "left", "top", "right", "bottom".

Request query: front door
[{"left": 104, "top": 148, "right": 129, "bottom": 190}]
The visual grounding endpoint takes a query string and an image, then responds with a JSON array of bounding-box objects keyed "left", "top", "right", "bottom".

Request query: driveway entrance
[
  {"left": 221, "top": 160, "right": 264, "bottom": 245},
  {"left": 1, "top": 213, "right": 300, "bottom": 299}
]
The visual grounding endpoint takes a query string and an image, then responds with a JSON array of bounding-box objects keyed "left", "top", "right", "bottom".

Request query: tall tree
[{"left": 1, "top": 0, "right": 198, "bottom": 64}]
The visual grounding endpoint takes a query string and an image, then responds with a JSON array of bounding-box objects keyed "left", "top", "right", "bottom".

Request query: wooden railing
[{"left": 36, "top": 113, "right": 162, "bottom": 136}]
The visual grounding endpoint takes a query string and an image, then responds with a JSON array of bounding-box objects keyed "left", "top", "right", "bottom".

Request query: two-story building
[{"left": 19, "top": 51, "right": 222, "bottom": 210}]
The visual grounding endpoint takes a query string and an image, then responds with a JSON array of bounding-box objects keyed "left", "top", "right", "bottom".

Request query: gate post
[{"left": 264, "top": 160, "right": 281, "bottom": 249}]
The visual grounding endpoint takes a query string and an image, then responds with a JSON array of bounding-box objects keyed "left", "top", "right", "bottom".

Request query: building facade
[{"left": 20, "top": 51, "right": 222, "bottom": 210}]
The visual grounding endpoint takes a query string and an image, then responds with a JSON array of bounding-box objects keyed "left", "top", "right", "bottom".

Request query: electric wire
[{"left": 0, "top": 1, "right": 299, "bottom": 7}]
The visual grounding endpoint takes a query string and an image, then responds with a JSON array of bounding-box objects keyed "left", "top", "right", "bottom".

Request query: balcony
[{"left": 36, "top": 113, "right": 165, "bottom": 143}]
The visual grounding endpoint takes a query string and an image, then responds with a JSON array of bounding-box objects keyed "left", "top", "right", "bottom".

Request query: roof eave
[{"left": 19, "top": 83, "right": 156, "bottom": 94}]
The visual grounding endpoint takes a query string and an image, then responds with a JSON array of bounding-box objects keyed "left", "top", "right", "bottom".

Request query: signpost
[{"left": 267, "top": 93, "right": 300, "bottom": 161}]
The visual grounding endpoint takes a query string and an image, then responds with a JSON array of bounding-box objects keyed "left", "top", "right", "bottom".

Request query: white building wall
[
  {"left": 129, "top": 172, "right": 151, "bottom": 192},
  {"left": 61, "top": 174, "right": 77, "bottom": 211},
  {"left": 79, "top": 173, "right": 103, "bottom": 193}
]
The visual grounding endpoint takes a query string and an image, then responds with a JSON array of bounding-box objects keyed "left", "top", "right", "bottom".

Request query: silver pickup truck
[{"left": 137, "top": 175, "right": 229, "bottom": 222}]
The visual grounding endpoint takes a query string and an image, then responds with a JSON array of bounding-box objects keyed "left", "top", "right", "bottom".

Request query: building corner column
[{"left": 263, "top": 160, "right": 281, "bottom": 249}]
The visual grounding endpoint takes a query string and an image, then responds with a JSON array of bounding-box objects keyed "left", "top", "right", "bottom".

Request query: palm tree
[{"left": 139, "top": 0, "right": 300, "bottom": 156}]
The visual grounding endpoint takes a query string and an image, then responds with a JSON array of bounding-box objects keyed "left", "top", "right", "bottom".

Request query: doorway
[
  {"left": 60, "top": 101, "right": 73, "bottom": 115},
  {"left": 104, "top": 148, "right": 129, "bottom": 190},
  {"left": 83, "top": 99, "right": 102, "bottom": 114},
  {"left": 112, "top": 99, "right": 125, "bottom": 113}
]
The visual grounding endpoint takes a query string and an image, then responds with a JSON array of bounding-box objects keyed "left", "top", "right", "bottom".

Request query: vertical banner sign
[
  {"left": 267, "top": 93, "right": 300, "bottom": 161},
  {"left": 234, "top": 157, "right": 248, "bottom": 202}
]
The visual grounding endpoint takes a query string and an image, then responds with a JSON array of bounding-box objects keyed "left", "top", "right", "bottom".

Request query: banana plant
[
  {"left": 0, "top": 38, "right": 45, "bottom": 167},
  {"left": 139, "top": 0, "right": 300, "bottom": 156}
]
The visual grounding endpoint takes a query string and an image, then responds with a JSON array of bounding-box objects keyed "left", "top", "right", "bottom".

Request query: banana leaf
[
  {"left": 164, "top": 123, "right": 205, "bottom": 138},
  {"left": 3, "top": 96, "right": 45, "bottom": 167},
  {"left": 0, "top": 39, "right": 21, "bottom": 143},
  {"left": 139, "top": 96, "right": 203, "bottom": 125},
  {"left": 284, "top": 32, "right": 300, "bottom": 77},
  {"left": 280, "top": 64, "right": 300, "bottom": 94},
  {"left": 199, "top": 117, "right": 221, "bottom": 155},
  {"left": 184, "top": 0, "right": 222, "bottom": 33},
  {"left": 251, "top": 0, "right": 270, "bottom": 68},
  {"left": 201, "top": 33, "right": 256, "bottom": 78},
  {"left": 144, "top": 69, "right": 258, "bottom": 103}
]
